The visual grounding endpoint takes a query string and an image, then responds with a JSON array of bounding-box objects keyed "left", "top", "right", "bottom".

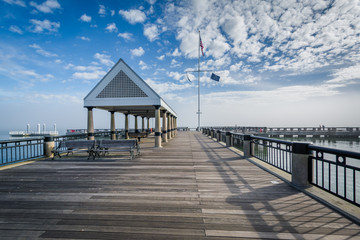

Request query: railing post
[
  {"left": 292, "top": 142, "right": 311, "bottom": 188},
  {"left": 226, "top": 132, "right": 231, "bottom": 147},
  {"left": 44, "top": 136, "right": 54, "bottom": 158},
  {"left": 211, "top": 129, "right": 214, "bottom": 139},
  {"left": 243, "top": 134, "right": 252, "bottom": 158},
  {"left": 217, "top": 130, "right": 220, "bottom": 142}
]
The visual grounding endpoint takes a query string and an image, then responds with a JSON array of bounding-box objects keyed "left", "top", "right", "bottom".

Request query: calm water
[{"left": 279, "top": 137, "right": 360, "bottom": 153}]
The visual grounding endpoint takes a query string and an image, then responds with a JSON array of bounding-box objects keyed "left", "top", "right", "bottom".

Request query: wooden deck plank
[{"left": 0, "top": 131, "right": 359, "bottom": 239}]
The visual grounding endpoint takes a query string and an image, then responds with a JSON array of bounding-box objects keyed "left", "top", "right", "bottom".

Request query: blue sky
[{"left": 0, "top": 0, "right": 359, "bottom": 133}]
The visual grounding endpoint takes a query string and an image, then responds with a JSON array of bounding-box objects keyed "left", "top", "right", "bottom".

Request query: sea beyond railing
[{"left": 203, "top": 127, "right": 360, "bottom": 209}]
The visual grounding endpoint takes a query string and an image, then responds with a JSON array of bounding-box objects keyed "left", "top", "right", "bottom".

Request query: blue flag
[{"left": 210, "top": 73, "right": 220, "bottom": 82}]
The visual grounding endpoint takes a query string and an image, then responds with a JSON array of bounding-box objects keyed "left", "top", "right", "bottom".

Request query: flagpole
[{"left": 197, "top": 30, "right": 201, "bottom": 131}]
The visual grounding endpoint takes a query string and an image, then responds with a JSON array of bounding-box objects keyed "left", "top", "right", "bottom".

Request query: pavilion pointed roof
[{"left": 84, "top": 58, "right": 176, "bottom": 118}]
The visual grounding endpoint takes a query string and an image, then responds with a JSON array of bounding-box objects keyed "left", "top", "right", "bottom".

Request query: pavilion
[{"left": 84, "top": 58, "right": 177, "bottom": 147}]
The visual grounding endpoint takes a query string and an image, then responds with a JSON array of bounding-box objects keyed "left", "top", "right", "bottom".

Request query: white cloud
[
  {"left": 78, "top": 36, "right": 90, "bottom": 41},
  {"left": 167, "top": 71, "right": 183, "bottom": 81},
  {"left": 9, "top": 25, "right": 23, "bottom": 34},
  {"left": 29, "top": 43, "right": 58, "bottom": 57},
  {"left": 17, "top": 69, "right": 54, "bottom": 82},
  {"left": 170, "top": 59, "right": 182, "bottom": 68},
  {"left": 72, "top": 71, "right": 106, "bottom": 80},
  {"left": 143, "top": 24, "right": 159, "bottom": 42},
  {"left": 29, "top": 0, "right": 60, "bottom": 13},
  {"left": 2, "top": 0, "right": 26, "bottom": 7},
  {"left": 110, "top": 10, "right": 115, "bottom": 16},
  {"left": 119, "top": 9, "right": 146, "bottom": 24},
  {"left": 146, "top": 0, "right": 156, "bottom": 4},
  {"left": 204, "top": 84, "right": 340, "bottom": 106},
  {"left": 118, "top": 32, "right": 132, "bottom": 40},
  {"left": 27, "top": 93, "right": 82, "bottom": 104},
  {"left": 130, "top": 47, "right": 145, "bottom": 57},
  {"left": 145, "top": 78, "right": 192, "bottom": 95},
  {"left": 94, "top": 53, "right": 114, "bottom": 67},
  {"left": 327, "top": 64, "right": 360, "bottom": 85},
  {"left": 29, "top": 19, "right": 60, "bottom": 33},
  {"left": 229, "top": 62, "right": 243, "bottom": 72},
  {"left": 79, "top": 14, "right": 91, "bottom": 22},
  {"left": 163, "top": 0, "right": 360, "bottom": 75},
  {"left": 157, "top": 55, "right": 165, "bottom": 60},
  {"left": 171, "top": 48, "right": 181, "bottom": 57},
  {"left": 105, "top": 23, "right": 118, "bottom": 33},
  {"left": 139, "top": 60, "right": 149, "bottom": 70},
  {"left": 99, "top": 5, "right": 106, "bottom": 16},
  {"left": 66, "top": 64, "right": 102, "bottom": 72}
]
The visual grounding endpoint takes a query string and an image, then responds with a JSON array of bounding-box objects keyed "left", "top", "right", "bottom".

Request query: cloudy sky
[{"left": 0, "top": 0, "right": 359, "bottom": 133}]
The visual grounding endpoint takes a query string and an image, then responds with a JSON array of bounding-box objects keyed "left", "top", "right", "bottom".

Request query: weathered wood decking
[{"left": 0, "top": 132, "right": 359, "bottom": 239}]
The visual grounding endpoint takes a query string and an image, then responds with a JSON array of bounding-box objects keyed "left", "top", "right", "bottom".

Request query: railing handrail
[
  {"left": 308, "top": 145, "right": 360, "bottom": 160},
  {"left": 251, "top": 135, "right": 294, "bottom": 145}
]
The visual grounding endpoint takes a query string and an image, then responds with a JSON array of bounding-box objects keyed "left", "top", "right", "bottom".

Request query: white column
[
  {"left": 154, "top": 106, "right": 162, "bottom": 148},
  {"left": 87, "top": 107, "right": 94, "bottom": 140},
  {"left": 147, "top": 117, "right": 150, "bottom": 135},
  {"left": 125, "top": 113, "right": 129, "bottom": 139},
  {"left": 135, "top": 116, "right": 139, "bottom": 133},
  {"left": 162, "top": 111, "right": 168, "bottom": 143},
  {"left": 110, "top": 111, "right": 116, "bottom": 140},
  {"left": 142, "top": 117, "right": 145, "bottom": 132},
  {"left": 171, "top": 116, "right": 175, "bottom": 138},
  {"left": 167, "top": 114, "right": 171, "bottom": 140}
]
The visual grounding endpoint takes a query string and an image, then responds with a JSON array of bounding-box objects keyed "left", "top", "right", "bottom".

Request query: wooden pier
[{"left": 0, "top": 132, "right": 359, "bottom": 239}]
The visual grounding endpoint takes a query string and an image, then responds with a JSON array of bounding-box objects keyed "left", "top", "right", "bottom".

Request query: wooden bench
[
  {"left": 94, "top": 139, "right": 140, "bottom": 160},
  {"left": 52, "top": 140, "right": 96, "bottom": 160},
  {"left": 128, "top": 132, "right": 148, "bottom": 142}
]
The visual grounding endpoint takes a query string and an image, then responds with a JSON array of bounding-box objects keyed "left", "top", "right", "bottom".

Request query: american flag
[{"left": 200, "top": 36, "right": 204, "bottom": 56}]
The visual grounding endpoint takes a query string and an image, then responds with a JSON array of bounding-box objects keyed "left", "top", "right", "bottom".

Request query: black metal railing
[
  {"left": 203, "top": 127, "right": 360, "bottom": 207},
  {"left": 308, "top": 145, "right": 360, "bottom": 207},
  {"left": 0, "top": 130, "right": 125, "bottom": 166},
  {"left": 232, "top": 133, "right": 245, "bottom": 152},
  {"left": 220, "top": 131, "right": 226, "bottom": 143},
  {"left": 251, "top": 136, "right": 292, "bottom": 173},
  {"left": 0, "top": 138, "right": 44, "bottom": 166}
]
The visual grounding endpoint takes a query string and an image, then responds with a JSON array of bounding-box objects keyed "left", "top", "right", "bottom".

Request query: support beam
[
  {"left": 110, "top": 111, "right": 116, "bottom": 140},
  {"left": 125, "top": 113, "right": 129, "bottom": 139},
  {"left": 87, "top": 107, "right": 94, "bottom": 140},
  {"left": 154, "top": 106, "right": 162, "bottom": 148},
  {"left": 162, "top": 110, "right": 168, "bottom": 143}
]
